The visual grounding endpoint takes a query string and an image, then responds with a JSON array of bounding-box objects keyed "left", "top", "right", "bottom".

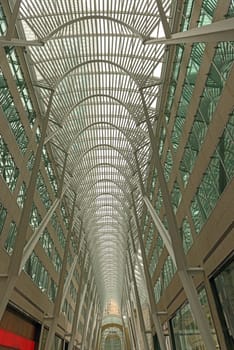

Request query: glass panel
[
  {"left": 0, "top": 135, "right": 19, "bottom": 191},
  {"left": 4, "top": 222, "right": 17, "bottom": 255},
  {"left": 0, "top": 78, "right": 29, "bottom": 154},
  {"left": 24, "top": 252, "right": 49, "bottom": 293},
  {"left": 56, "top": 224, "right": 66, "bottom": 250},
  {"left": 53, "top": 248, "right": 62, "bottom": 273},
  {"left": 145, "top": 222, "right": 154, "bottom": 256},
  {"left": 190, "top": 111, "right": 234, "bottom": 234},
  {"left": 180, "top": 0, "right": 194, "bottom": 31},
  {"left": 48, "top": 278, "right": 57, "bottom": 302},
  {"left": 104, "top": 336, "right": 121, "bottom": 350},
  {"left": 164, "top": 149, "right": 173, "bottom": 182},
  {"left": 171, "top": 181, "right": 182, "bottom": 213},
  {"left": 180, "top": 43, "right": 234, "bottom": 187},
  {"left": 0, "top": 203, "right": 7, "bottom": 233},
  {"left": 171, "top": 287, "right": 219, "bottom": 349},
  {"left": 40, "top": 229, "right": 54, "bottom": 259},
  {"left": 155, "top": 188, "right": 163, "bottom": 214},
  {"left": 180, "top": 218, "right": 193, "bottom": 254},
  {"left": 36, "top": 172, "right": 52, "bottom": 210},
  {"left": 212, "top": 259, "right": 234, "bottom": 349},
  {"left": 5, "top": 47, "right": 35, "bottom": 128},
  {"left": 154, "top": 277, "right": 162, "bottom": 304},
  {"left": 17, "top": 182, "right": 26, "bottom": 208},
  {"left": 162, "top": 255, "right": 176, "bottom": 290},
  {"left": 27, "top": 151, "right": 35, "bottom": 171},
  {"left": 0, "top": 5, "right": 7, "bottom": 35},
  {"left": 30, "top": 204, "right": 41, "bottom": 230},
  {"left": 42, "top": 147, "right": 58, "bottom": 195},
  {"left": 198, "top": 0, "right": 218, "bottom": 27}
]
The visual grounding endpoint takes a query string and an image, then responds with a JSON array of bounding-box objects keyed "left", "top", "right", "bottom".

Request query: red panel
[{"left": 0, "top": 328, "right": 35, "bottom": 350}]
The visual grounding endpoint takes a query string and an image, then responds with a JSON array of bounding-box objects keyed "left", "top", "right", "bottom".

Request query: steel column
[
  {"left": 6, "top": 0, "right": 22, "bottom": 39},
  {"left": 61, "top": 256, "right": 78, "bottom": 307},
  {"left": 127, "top": 248, "right": 150, "bottom": 350},
  {"left": 134, "top": 151, "right": 175, "bottom": 265},
  {"left": 131, "top": 196, "right": 167, "bottom": 350},
  {"left": 124, "top": 277, "right": 141, "bottom": 350},
  {"left": 20, "top": 182, "right": 70, "bottom": 271},
  {"left": 139, "top": 89, "right": 216, "bottom": 350},
  {"left": 68, "top": 255, "right": 88, "bottom": 350},
  {"left": 80, "top": 281, "right": 96, "bottom": 350},
  {"left": 93, "top": 318, "right": 101, "bottom": 350},
  {"left": 45, "top": 193, "right": 77, "bottom": 350},
  {"left": 87, "top": 297, "right": 99, "bottom": 350},
  {"left": 61, "top": 224, "right": 84, "bottom": 307},
  {"left": 155, "top": 0, "right": 171, "bottom": 38},
  {"left": 122, "top": 290, "right": 137, "bottom": 350}
]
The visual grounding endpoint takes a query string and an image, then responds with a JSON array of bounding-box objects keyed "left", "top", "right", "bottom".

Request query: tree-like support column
[
  {"left": 131, "top": 197, "right": 167, "bottom": 350},
  {"left": 127, "top": 246, "right": 150, "bottom": 350},
  {"left": 44, "top": 193, "right": 77, "bottom": 349},
  {"left": 0, "top": 91, "right": 54, "bottom": 320},
  {"left": 137, "top": 89, "right": 216, "bottom": 350}
]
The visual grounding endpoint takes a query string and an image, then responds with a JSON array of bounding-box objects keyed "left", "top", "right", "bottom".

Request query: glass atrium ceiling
[{"left": 17, "top": 0, "right": 174, "bottom": 313}]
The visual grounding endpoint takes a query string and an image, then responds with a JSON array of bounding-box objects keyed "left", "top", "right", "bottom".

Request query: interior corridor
[{"left": 0, "top": 0, "right": 234, "bottom": 349}]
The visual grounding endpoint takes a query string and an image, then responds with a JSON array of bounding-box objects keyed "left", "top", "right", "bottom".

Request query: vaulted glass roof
[{"left": 18, "top": 0, "right": 175, "bottom": 312}]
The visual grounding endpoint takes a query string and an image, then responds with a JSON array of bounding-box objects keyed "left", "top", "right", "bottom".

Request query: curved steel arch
[
  {"left": 87, "top": 230, "right": 127, "bottom": 246},
  {"left": 70, "top": 143, "right": 136, "bottom": 175},
  {"left": 87, "top": 221, "right": 128, "bottom": 239},
  {"left": 86, "top": 222, "right": 128, "bottom": 240},
  {"left": 75, "top": 172, "right": 132, "bottom": 200},
  {"left": 74, "top": 162, "right": 133, "bottom": 187},
  {"left": 86, "top": 212, "right": 128, "bottom": 232},
  {"left": 89, "top": 239, "right": 126, "bottom": 252},
  {"left": 17, "top": 0, "right": 169, "bottom": 318},
  {"left": 92, "top": 251, "right": 125, "bottom": 266},
  {"left": 67, "top": 121, "right": 136, "bottom": 153},
  {"left": 80, "top": 192, "right": 130, "bottom": 221},
  {"left": 60, "top": 94, "right": 140, "bottom": 127},
  {"left": 43, "top": 15, "right": 145, "bottom": 42},
  {"left": 78, "top": 179, "right": 132, "bottom": 207},
  {"left": 54, "top": 59, "right": 140, "bottom": 89},
  {"left": 83, "top": 204, "right": 129, "bottom": 229}
]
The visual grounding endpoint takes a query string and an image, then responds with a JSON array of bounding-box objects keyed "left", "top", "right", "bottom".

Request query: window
[
  {"left": 0, "top": 135, "right": 19, "bottom": 191},
  {"left": 211, "top": 258, "right": 234, "bottom": 349},
  {"left": 180, "top": 218, "right": 193, "bottom": 254},
  {"left": 4, "top": 222, "right": 17, "bottom": 255},
  {"left": 0, "top": 203, "right": 7, "bottom": 233},
  {"left": 17, "top": 182, "right": 26, "bottom": 208},
  {"left": 171, "top": 287, "right": 219, "bottom": 349}
]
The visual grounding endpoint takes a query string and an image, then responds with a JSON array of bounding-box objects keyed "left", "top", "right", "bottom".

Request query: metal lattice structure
[
  {"left": 1, "top": 1, "right": 234, "bottom": 349},
  {"left": 16, "top": 0, "right": 174, "bottom": 311}
]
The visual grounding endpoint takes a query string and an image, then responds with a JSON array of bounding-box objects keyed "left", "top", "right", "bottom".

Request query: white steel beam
[
  {"left": 68, "top": 257, "right": 86, "bottom": 350},
  {"left": 87, "top": 296, "right": 99, "bottom": 349},
  {"left": 5, "top": 0, "right": 22, "bottom": 39},
  {"left": 143, "top": 195, "right": 176, "bottom": 265},
  {"left": 44, "top": 193, "right": 77, "bottom": 350},
  {"left": 131, "top": 197, "right": 167, "bottom": 350},
  {"left": 0, "top": 38, "right": 44, "bottom": 46},
  {"left": 20, "top": 182, "right": 70, "bottom": 271},
  {"left": 61, "top": 256, "right": 78, "bottom": 309},
  {"left": 145, "top": 17, "right": 234, "bottom": 45},
  {"left": 124, "top": 282, "right": 141, "bottom": 350},
  {"left": 80, "top": 284, "right": 96, "bottom": 350},
  {"left": 155, "top": 0, "right": 171, "bottom": 38},
  {"left": 127, "top": 248, "right": 150, "bottom": 350}
]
